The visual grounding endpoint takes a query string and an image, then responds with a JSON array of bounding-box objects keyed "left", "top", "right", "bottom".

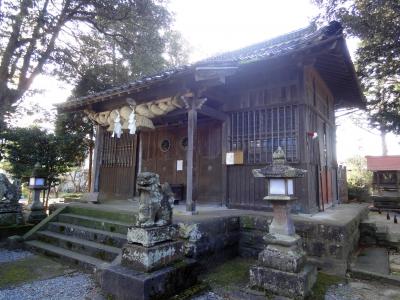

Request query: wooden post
[
  {"left": 91, "top": 125, "right": 104, "bottom": 193},
  {"left": 186, "top": 105, "right": 197, "bottom": 213},
  {"left": 221, "top": 120, "right": 228, "bottom": 206},
  {"left": 88, "top": 141, "right": 93, "bottom": 191}
]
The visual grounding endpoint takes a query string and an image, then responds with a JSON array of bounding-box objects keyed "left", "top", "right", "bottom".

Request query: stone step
[
  {"left": 353, "top": 247, "right": 390, "bottom": 275},
  {"left": 25, "top": 240, "right": 109, "bottom": 271},
  {"left": 65, "top": 205, "right": 137, "bottom": 224},
  {"left": 36, "top": 230, "right": 121, "bottom": 262},
  {"left": 57, "top": 213, "right": 131, "bottom": 234},
  {"left": 47, "top": 221, "right": 127, "bottom": 248}
]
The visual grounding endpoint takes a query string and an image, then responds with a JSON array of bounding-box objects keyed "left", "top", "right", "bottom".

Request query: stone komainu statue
[
  {"left": 136, "top": 172, "right": 175, "bottom": 228},
  {"left": 0, "top": 174, "right": 21, "bottom": 204}
]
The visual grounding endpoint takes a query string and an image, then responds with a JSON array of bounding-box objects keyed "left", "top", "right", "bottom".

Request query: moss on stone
[
  {"left": 170, "top": 282, "right": 209, "bottom": 300},
  {"left": 66, "top": 206, "right": 136, "bottom": 224},
  {"left": 240, "top": 216, "right": 254, "bottom": 230},
  {"left": 172, "top": 260, "right": 188, "bottom": 269},
  {"left": 202, "top": 257, "right": 256, "bottom": 288},
  {"left": 95, "top": 251, "right": 108, "bottom": 261},
  {"left": 104, "top": 237, "right": 115, "bottom": 246},
  {"left": 0, "top": 255, "right": 72, "bottom": 289},
  {"left": 308, "top": 272, "right": 345, "bottom": 300}
]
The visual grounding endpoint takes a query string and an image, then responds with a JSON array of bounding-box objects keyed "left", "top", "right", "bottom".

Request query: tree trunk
[
  {"left": 45, "top": 185, "right": 51, "bottom": 211},
  {"left": 380, "top": 129, "right": 388, "bottom": 156}
]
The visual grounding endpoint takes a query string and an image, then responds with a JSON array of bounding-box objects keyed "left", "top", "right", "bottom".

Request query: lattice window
[
  {"left": 101, "top": 132, "right": 135, "bottom": 167},
  {"left": 229, "top": 105, "right": 298, "bottom": 164}
]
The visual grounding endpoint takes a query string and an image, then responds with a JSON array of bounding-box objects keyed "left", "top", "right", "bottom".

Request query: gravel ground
[
  {"left": 325, "top": 280, "right": 400, "bottom": 300},
  {"left": 0, "top": 273, "right": 98, "bottom": 300},
  {"left": 0, "top": 249, "right": 33, "bottom": 263},
  {"left": 191, "top": 292, "right": 223, "bottom": 300}
]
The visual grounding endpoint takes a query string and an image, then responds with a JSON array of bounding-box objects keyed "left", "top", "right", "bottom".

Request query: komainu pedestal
[
  {"left": 100, "top": 172, "right": 197, "bottom": 300},
  {"left": 123, "top": 226, "right": 184, "bottom": 272}
]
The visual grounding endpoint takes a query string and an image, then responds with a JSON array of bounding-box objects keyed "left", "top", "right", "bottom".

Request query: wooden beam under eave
[{"left": 198, "top": 105, "right": 228, "bottom": 121}]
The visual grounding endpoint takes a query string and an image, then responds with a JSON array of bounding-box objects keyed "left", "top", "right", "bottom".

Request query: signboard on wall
[
  {"left": 176, "top": 160, "right": 183, "bottom": 171},
  {"left": 226, "top": 151, "right": 244, "bottom": 165}
]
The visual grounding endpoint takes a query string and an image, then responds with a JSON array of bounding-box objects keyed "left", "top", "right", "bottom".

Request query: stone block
[
  {"left": 0, "top": 203, "right": 23, "bottom": 226},
  {"left": 258, "top": 244, "right": 306, "bottom": 273},
  {"left": 250, "top": 264, "right": 317, "bottom": 299},
  {"left": 127, "top": 225, "right": 173, "bottom": 247},
  {"left": 0, "top": 213, "right": 17, "bottom": 226},
  {"left": 99, "top": 259, "right": 198, "bottom": 300},
  {"left": 122, "top": 240, "right": 184, "bottom": 272},
  {"left": 264, "top": 233, "right": 301, "bottom": 247},
  {"left": 6, "top": 235, "right": 23, "bottom": 249},
  {"left": 240, "top": 215, "right": 270, "bottom": 231}
]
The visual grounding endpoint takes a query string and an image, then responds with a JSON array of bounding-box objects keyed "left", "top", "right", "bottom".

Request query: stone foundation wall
[
  {"left": 238, "top": 214, "right": 365, "bottom": 275},
  {"left": 177, "top": 207, "right": 368, "bottom": 275},
  {"left": 177, "top": 216, "right": 241, "bottom": 267}
]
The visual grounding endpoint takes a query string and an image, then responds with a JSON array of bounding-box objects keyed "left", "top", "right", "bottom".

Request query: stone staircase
[
  {"left": 23, "top": 205, "right": 136, "bottom": 271},
  {"left": 360, "top": 217, "right": 400, "bottom": 250}
]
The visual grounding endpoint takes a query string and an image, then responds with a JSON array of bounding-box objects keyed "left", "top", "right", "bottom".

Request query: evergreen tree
[{"left": 314, "top": 0, "right": 400, "bottom": 134}]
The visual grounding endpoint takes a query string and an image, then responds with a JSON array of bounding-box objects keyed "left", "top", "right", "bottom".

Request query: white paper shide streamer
[
  {"left": 112, "top": 111, "right": 122, "bottom": 138},
  {"left": 128, "top": 109, "right": 136, "bottom": 135}
]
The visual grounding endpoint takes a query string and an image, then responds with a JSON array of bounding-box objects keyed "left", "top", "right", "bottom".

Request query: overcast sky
[{"left": 14, "top": 0, "right": 400, "bottom": 162}]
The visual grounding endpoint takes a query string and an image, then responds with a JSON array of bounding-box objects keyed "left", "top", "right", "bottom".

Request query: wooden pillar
[
  {"left": 91, "top": 125, "right": 104, "bottom": 193},
  {"left": 221, "top": 120, "right": 228, "bottom": 206},
  {"left": 87, "top": 140, "right": 93, "bottom": 191},
  {"left": 186, "top": 106, "right": 197, "bottom": 213}
]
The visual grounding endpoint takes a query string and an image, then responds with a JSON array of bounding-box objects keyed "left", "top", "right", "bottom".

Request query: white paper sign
[
  {"left": 176, "top": 160, "right": 183, "bottom": 171},
  {"left": 226, "top": 152, "right": 234, "bottom": 165}
]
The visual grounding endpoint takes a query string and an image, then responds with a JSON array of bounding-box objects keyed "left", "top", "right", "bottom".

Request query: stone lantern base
[
  {"left": 250, "top": 233, "right": 317, "bottom": 299},
  {"left": 24, "top": 209, "right": 47, "bottom": 224}
]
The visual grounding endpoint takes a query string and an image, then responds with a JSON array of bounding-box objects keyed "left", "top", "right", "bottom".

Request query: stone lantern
[
  {"left": 25, "top": 163, "right": 47, "bottom": 224},
  {"left": 250, "top": 147, "right": 316, "bottom": 299}
]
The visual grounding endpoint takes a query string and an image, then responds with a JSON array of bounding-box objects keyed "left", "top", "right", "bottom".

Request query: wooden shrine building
[
  {"left": 366, "top": 155, "right": 400, "bottom": 209},
  {"left": 58, "top": 21, "right": 364, "bottom": 214}
]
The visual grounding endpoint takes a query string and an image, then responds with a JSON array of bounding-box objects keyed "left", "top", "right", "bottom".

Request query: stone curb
[
  {"left": 22, "top": 206, "right": 67, "bottom": 241},
  {"left": 350, "top": 267, "right": 400, "bottom": 286}
]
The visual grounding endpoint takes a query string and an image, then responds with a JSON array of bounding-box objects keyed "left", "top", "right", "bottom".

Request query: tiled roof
[
  {"left": 198, "top": 22, "right": 340, "bottom": 63},
  {"left": 57, "top": 21, "right": 349, "bottom": 110},
  {"left": 366, "top": 156, "right": 400, "bottom": 171}
]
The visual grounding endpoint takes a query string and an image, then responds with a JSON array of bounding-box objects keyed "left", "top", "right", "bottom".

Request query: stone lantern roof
[
  {"left": 31, "top": 162, "right": 44, "bottom": 178},
  {"left": 252, "top": 147, "right": 307, "bottom": 179}
]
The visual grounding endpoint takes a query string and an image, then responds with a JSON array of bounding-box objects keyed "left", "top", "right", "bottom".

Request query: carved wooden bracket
[{"left": 182, "top": 96, "right": 207, "bottom": 110}]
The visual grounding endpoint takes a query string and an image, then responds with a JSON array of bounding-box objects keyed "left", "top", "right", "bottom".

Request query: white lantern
[
  {"left": 269, "top": 179, "right": 286, "bottom": 195},
  {"left": 287, "top": 178, "right": 294, "bottom": 195},
  {"left": 29, "top": 177, "right": 45, "bottom": 188},
  {"left": 268, "top": 178, "right": 295, "bottom": 196}
]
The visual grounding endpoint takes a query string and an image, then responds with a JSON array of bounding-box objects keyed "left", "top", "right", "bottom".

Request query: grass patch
[
  {"left": 171, "top": 282, "right": 209, "bottom": 300},
  {"left": 202, "top": 257, "right": 255, "bottom": 289},
  {"left": 307, "top": 272, "right": 345, "bottom": 300},
  {"left": 0, "top": 255, "right": 73, "bottom": 289}
]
